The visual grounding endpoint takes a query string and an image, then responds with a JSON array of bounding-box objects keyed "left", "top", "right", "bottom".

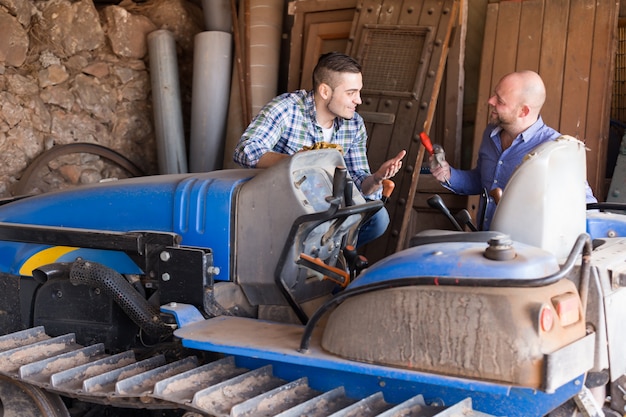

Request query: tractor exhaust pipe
[{"left": 69, "top": 259, "right": 173, "bottom": 337}]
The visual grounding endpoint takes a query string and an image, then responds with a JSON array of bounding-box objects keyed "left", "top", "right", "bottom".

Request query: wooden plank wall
[{"left": 469, "top": 0, "right": 619, "bottom": 220}]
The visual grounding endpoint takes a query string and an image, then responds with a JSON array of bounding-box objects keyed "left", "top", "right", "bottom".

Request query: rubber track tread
[{"left": 0, "top": 327, "right": 495, "bottom": 416}]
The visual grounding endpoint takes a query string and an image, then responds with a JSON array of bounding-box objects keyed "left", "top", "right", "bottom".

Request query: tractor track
[{"left": 0, "top": 326, "right": 494, "bottom": 417}]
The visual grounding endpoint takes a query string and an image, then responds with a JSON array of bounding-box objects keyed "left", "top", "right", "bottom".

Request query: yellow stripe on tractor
[{"left": 19, "top": 246, "right": 77, "bottom": 276}]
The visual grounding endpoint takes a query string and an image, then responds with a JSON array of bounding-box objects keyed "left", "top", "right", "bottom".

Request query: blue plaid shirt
[{"left": 233, "top": 90, "right": 380, "bottom": 198}]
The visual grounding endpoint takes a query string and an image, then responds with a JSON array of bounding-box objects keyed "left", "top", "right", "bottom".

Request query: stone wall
[{"left": 0, "top": 0, "right": 203, "bottom": 195}]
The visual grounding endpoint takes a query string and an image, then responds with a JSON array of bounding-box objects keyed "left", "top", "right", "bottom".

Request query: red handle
[{"left": 419, "top": 132, "right": 434, "bottom": 155}]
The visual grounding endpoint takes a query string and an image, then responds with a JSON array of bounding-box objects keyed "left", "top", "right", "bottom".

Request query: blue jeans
[{"left": 357, "top": 206, "right": 389, "bottom": 247}]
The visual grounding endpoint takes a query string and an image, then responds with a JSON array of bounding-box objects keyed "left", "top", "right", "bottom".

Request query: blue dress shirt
[{"left": 446, "top": 117, "right": 596, "bottom": 230}]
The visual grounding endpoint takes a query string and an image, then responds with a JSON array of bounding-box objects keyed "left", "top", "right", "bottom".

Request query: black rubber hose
[
  {"left": 299, "top": 233, "right": 592, "bottom": 352},
  {"left": 69, "top": 259, "right": 172, "bottom": 337}
]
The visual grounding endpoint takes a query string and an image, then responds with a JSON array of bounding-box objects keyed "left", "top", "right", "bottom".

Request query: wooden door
[
  {"left": 287, "top": 0, "right": 358, "bottom": 91},
  {"left": 346, "top": 0, "right": 460, "bottom": 260}
]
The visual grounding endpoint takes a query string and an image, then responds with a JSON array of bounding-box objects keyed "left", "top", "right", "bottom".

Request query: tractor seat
[{"left": 489, "top": 135, "right": 587, "bottom": 259}]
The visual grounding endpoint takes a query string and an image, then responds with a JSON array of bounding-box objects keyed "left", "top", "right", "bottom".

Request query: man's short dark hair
[{"left": 312, "top": 52, "right": 362, "bottom": 91}]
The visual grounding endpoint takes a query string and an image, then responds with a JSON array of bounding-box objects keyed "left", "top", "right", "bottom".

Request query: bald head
[
  {"left": 488, "top": 70, "right": 547, "bottom": 133},
  {"left": 498, "top": 70, "right": 546, "bottom": 115}
]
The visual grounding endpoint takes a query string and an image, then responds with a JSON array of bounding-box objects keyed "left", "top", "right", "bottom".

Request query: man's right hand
[{"left": 429, "top": 155, "right": 451, "bottom": 185}]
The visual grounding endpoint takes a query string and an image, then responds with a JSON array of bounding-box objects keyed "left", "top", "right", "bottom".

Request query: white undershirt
[{"left": 322, "top": 126, "right": 333, "bottom": 142}]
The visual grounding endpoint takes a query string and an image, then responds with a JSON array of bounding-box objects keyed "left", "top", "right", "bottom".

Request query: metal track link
[{"left": 0, "top": 327, "right": 495, "bottom": 416}]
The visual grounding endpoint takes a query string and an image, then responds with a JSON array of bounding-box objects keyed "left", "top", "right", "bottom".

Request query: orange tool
[
  {"left": 419, "top": 132, "right": 434, "bottom": 155},
  {"left": 420, "top": 132, "right": 450, "bottom": 186}
]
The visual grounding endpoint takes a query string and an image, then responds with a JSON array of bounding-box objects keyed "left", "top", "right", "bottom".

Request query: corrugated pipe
[
  {"left": 248, "top": 0, "right": 284, "bottom": 118},
  {"left": 69, "top": 259, "right": 173, "bottom": 338}
]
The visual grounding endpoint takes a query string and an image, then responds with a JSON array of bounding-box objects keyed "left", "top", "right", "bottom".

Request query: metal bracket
[{"left": 157, "top": 246, "right": 214, "bottom": 307}]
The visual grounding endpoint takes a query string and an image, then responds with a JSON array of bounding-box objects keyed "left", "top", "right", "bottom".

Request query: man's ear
[
  {"left": 318, "top": 83, "right": 332, "bottom": 100},
  {"left": 519, "top": 104, "right": 530, "bottom": 118}
]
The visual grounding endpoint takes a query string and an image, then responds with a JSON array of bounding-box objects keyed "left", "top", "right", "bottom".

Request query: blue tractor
[{"left": 0, "top": 136, "right": 619, "bottom": 416}]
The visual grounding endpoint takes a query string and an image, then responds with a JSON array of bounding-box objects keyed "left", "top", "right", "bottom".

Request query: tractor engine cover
[{"left": 321, "top": 240, "right": 588, "bottom": 389}]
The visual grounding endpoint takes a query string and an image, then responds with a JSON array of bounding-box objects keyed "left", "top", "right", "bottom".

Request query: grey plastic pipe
[
  {"left": 147, "top": 29, "right": 188, "bottom": 174},
  {"left": 189, "top": 31, "right": 233, "bottom": 172},
  {"left": 201, "top": 0, "right": 232, "bottom": 33}
]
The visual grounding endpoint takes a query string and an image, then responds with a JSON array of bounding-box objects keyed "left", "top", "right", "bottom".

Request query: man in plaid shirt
[{"left": 234, "top": 52, "right": 405, "bottom": 246}]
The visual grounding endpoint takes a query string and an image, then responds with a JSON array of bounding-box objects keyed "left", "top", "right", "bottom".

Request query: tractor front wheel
[{"left": 0, "top": 374, "right": 69, "bottom": 417}]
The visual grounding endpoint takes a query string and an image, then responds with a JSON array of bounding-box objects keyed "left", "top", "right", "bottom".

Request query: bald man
[{"left": 430, "top": 70, "right": 596, "bottom": 230}]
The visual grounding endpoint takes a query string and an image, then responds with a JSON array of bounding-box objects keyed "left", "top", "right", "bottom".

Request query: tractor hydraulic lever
[
  {"left": 427, "top": 194, "right": 463, "bottom": 231},
  {"left": 297, "top": 253, "right": 350, "bottom": 287}
]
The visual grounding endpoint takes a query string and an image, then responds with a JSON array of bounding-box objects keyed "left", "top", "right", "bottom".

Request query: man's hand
[
  {"left": 373, "top": 150, "right": 407, "bottom": 183},
  {"left": 429, "top": 154, "right": 451, "bottom": 185},
  {"left": 362, "top": 150, "right": 406, "bottom": 196}
]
